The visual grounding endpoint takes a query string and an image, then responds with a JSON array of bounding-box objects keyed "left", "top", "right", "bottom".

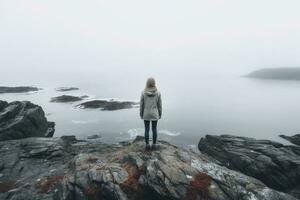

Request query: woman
[{"left": 140, "top": 77, "right": 162, "bottom": 150}]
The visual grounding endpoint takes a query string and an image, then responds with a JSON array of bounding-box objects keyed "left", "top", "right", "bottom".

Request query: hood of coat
[{"left": 144, "top": 88, "right": 157, "bottom": 96}]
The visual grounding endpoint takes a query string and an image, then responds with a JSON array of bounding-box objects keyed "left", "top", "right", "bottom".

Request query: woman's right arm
[{"left": 140, "top": 92, "right": 144, "bottom": 119}]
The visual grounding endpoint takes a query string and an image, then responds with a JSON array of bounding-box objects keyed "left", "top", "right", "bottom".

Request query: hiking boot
[
  {"left": 145, "top": 144, "right": 151, "bottom": 151},
  {"left": 152, "top": 144, "right": 157, "bottom": 150}
]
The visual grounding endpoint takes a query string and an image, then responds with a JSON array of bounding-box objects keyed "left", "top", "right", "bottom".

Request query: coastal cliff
[{"left": 0, "top": 136, "right": 297, "bottom": 200}]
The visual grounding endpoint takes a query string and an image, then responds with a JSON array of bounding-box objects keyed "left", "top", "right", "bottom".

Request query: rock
[
  {"left": 198, "top": 135, "right": 300, "bottom": 199},
  {"left": 45, "top": 121, "right": 55, "bottom": 137},
  {"left": 77, "top": 100, "right": 138, "bottom": 111},
  {"left": 55, "top": 87, "right": 79, "bottom": 92},
  {"left": 0, "top": 86, "right": 39, "bottom": 94},
  {"left": 60, "top": 135, "right": 78, "bottom": 145},
  {"left": 0, "top": 100, "right": 55, "bottom": 141},
  {"left": 0, "top": 136, "right": 296, "bottom": 200},
  {"left": 50, "top": 95, "right": 88, "bottom": 103},
  {"left": 245, "top": 67, "right": 300, "bottom": 80},
  {"left": 87, "top": 134, "right": 101, "bottom": 140},
  {"left": 280, "top": 134, "right": 300, "bottom": 146}
]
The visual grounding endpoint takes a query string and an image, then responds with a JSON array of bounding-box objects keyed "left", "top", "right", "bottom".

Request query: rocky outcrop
[
  {"left": 198, "top": 135, "right": 300, "bottom": 199},
  {"left": 0, "top": 100, "right": 55, "bottom": 140},
  {"left": 245, "top": 67, "right": 300, "bottom": 80},
  {"left": 50, "top": 95, "right": 88, "bottom": 103},
  {"left": 77, "top": 100, "right": 138, "bottom": 111},
  {"left": 55, "top": 87, "right": 79, "bottom": 92},
  {"left": 280, "top": 134, "right": 300, "bottom": 146},
  {"left": 0, "top": 136, "right": 296, "bottom": 200},
  {"left": 0, "top": 86, "right": 39, "bottom": 94}
]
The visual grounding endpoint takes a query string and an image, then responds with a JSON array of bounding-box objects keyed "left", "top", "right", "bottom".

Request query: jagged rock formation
[
  {"left": 0, "top": 100, "right": 55, "bottom": 140},
  {"left": 55, "top": 87, "right": 79, "bottom": 92},
  {"left": 245, "top": 67, "right": 300, "bottom": 80},
  {"left": 50, "top": 95, "right": 88, "bottom": 103},
  {"left": 280, "top": 134, "right": 300, "bottom": 146},
  {"left": 77, "top": 100, "right": 138, "bottom": 111},
  {"left": 0, "top": 136, "right": 296, "bottom": 200},
  {"left": 0, "top": 86, "right": 39, "bottom": 94},
  {"left": 198, "top": 135, "right": 300, "bottom": 199}
]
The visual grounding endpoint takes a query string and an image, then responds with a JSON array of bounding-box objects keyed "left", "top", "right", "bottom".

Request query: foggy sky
[{"left": 1, "top": 0, "right": 300, "bottom": 77}]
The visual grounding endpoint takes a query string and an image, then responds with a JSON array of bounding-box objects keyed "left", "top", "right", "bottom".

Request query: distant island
[{"left": 245, "top": 67, "right": 300, "bottom": 80}]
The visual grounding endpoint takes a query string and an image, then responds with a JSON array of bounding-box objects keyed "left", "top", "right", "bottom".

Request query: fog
[
  {"left": 1, "top": 0, "right": 300, "bottom": 75},
  {"left": 1, "top": 0, "right": 300, "bottom": 144}
]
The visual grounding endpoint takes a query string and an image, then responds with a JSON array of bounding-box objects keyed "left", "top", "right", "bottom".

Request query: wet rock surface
[
  {"left": 280, "top": 134, "right": 300, "bottom": 146},
  {"left": 77, "top": 100, "right": 138, "bottom": 111},
  {"left": 198, "top": 135, "right": 300, "bottom": 199},
  {"left": 55, "top": 87, "right": 79, "bottom": 92},
  {"left": 0, "top": 136, "right": 296, "bottom": 200},
  {"left": 0, "top": 100, "right": 55, "bottom": 140},
  {"left": 50, "top": 95, "right": 88, "bottom": 103},
  {"left": 0, "top": 86, "right": 39, "bottom": 94}
]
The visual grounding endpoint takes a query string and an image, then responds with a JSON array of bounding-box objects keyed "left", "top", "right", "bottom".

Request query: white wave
[
  {"left": 126, "top": 128, "right": 143, "bottom": 139},
  {"left": 71, "top": 119, "right": 99, "bottom": 124},
  {"left": 125, "top": 128, "right": 181, "bottom": 139},
  {"left": 160, "top": 129, "right": 181, "bottom": 136}
]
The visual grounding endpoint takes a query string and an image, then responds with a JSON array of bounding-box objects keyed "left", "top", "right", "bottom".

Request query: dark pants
[{"left": 144, "top": 120, "right": 158, "bottom": 144}]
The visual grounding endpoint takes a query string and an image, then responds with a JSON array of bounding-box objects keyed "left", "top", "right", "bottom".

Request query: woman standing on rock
[{"left": 140, "top": 77, "right": 162, "bottom": 150}]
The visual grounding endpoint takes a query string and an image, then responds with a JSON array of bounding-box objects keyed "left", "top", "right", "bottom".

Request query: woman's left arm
[{"left": 157, "top": 92, "right": 162, "bottom": 119}]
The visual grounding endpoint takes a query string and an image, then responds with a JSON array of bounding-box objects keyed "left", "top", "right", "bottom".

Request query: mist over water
[
  {"left": 1, "top": 0, "right": 300, "bottom": 144},
  {"left": 1, "top": 68, "right": 300, "bottom": 145}
]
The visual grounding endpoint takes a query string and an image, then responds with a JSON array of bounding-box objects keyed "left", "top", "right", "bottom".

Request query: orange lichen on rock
[
  {"left": 35, "top": 175, "right": 64, "bottom": 193},
  {"left": 87, "top": 156, "right": 98, "bottom": 163},
  {"left": 84, "top": 184, "right": 102, "bottom": 200},
  {"left": 0, "top": 181, "right": 16, "bottom": 193},
  {"left": 120, "top": 161, "right": 145, "bottom": 199},
  {"left": 183, "top": 172, "right": 211, "bottom": 200}
]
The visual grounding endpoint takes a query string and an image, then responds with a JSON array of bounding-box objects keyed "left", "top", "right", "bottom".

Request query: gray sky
[{"left": 1, "top": 0, "right": 300, "bottom": 76}]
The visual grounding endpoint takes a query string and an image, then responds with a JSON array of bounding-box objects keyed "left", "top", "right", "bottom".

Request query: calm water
[{"left": 1, "top": 68, "right": 300, "bottom": 145}]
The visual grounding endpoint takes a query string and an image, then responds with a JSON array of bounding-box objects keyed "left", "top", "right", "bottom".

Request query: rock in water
[
  {"left": 55, "top": 87, "right": 79, "bottom": 92},
  {"left": 0, "top": 100, "right": 55, "bottom": 140},
  {"left": 0, "top": 86, "right": 39, "bottom": 94},
  {"left": 50, "top": 95, "right": 88, "bottom": 103},
  {"left": 198, "top": 135, "right": 300, "bottom": 198},
  {"left": 77, "top": 100, "right": 138, "bottom": 111},
  {"left": 87, "top": 134, "right": 102, "bottom": 139},
  {"left": 280, "top": 134, "right": 300, "bottom": 146},
  {"left": 0, "top": 136, "right": 296, "bottom": 200}
]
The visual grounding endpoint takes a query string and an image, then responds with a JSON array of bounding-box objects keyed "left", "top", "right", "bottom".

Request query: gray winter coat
[{"left": 140, "top": 90, "right": 162, "bottom": 121}]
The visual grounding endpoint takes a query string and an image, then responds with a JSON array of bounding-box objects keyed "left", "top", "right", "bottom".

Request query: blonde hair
[{"left": 145, "top": 77, "right": 157, "bottom": 91}]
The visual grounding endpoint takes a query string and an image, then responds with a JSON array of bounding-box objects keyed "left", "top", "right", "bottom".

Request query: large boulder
[
  {"left": 280, "top": 134, "right": 300, "bottom": 146},
  {"left": 0, "top": 136, "right": 296, "bottom": 200},
  {"left": 198, "top": 135, "right": 300, "bottom": 198},
  {"left": 0, "top": 100, "right": 55, "bottom": 140}
]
